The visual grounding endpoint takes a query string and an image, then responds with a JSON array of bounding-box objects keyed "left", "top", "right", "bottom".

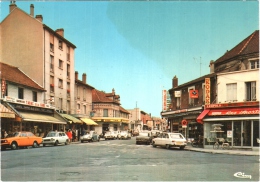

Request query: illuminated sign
[{"left": 205, "top": 78, "right": 210, "bottom": 105}]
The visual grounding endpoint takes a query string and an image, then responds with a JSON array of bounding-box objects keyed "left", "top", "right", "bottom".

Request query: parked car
[
  {"left": 151, "top": 130, "right": 161, "bottom": 138},
  {"left": 136, "top": 130, "right": 152, "bottom": 145},
  {"left": 104, "top": 131, "right": 114, "bottom": 140},
  {"left": 42, "top": 131, "right": 69, "bottom": 146},
  {"left": 80, "top": 131, "right": 100, "bottom": 143},
  {"left": 1, "top": 131, "right": 42, "bottom": 150},
  {"left": 152, "top": 132, "right": 187, "bottom": 150},
  {"left": 118, "top": 131, "right": 131, "bottom": 140},
  {"left": 111, "top": 131, "right": 120, "bottom": 139}
]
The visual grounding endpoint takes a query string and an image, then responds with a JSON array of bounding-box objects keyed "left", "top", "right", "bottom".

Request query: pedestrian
[
  {"left": 4, "top": 131, "right": 8, "bottom": 138},
  {"left": 66, "top": 129, "right": 72, "bottom": 143}
]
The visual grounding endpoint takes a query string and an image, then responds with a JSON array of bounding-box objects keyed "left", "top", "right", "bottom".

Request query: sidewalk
[{"left": 185, "top": 145, "right": 259, "bottom": 156}]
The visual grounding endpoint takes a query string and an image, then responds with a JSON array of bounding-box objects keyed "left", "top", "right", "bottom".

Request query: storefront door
[{"left": 233, "top": 121, "right": 252, "bottom": 147}]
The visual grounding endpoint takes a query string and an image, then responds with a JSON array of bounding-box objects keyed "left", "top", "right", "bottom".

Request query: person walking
[{"left": 66, "top": 129, "right": 72, "bottom": 143}]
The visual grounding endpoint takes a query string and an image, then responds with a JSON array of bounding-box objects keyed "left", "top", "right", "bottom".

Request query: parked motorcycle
[{"left": 191, "top": 136, "right": 203, "bottom": 147}]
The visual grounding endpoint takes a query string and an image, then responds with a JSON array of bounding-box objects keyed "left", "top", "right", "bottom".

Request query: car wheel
[
  {"left": 81, "top": 140, "right": 84, "bottom": 143},
  {"left": 166, "top": 144, "right": 170, "bottom": 149},
  {"left": 91, "top": 138, "right": 94, "bottom": 142},
  {"left": 180, "top": 146, "right": 185, "bottom": 150},
  {"left": 32, "top": 141, "right": 39, "bottom": 148},
  {"left": 54, "top": 140, "right": 58, "bottom": 146},
  {"left": 152, "top": 142, "right": 156, "bottom": 148},
  {"left": 43, "top": 144, "right": 46, "bottom": 147},
  {"left": 11, "top": 142, "right": 18, "bottom": 150}
]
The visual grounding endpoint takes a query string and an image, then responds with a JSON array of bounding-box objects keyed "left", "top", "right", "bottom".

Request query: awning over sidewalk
[
  {"left": 196, "top": 109, "right": 210, "bottom": 124},
  {"left": 20, "top": 112, "right": 66, "bottom": 124},
  {"left": 0, "top": 103, "right": 15, "bottom": 118},
  {"left": 60, "top": 114, "right": 82, "bottom": 124},
  {"left": 92, "top": 117, "right": 129, "bottom": 123},
  {"left": 80, "top": 118, "right": 98, "bottom": 125}
]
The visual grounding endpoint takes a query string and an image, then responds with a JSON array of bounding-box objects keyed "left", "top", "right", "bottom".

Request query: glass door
[
  {"left": 242, "top": 120, "right": 251, "bottom": 147},
  {"left": 233, "top": 122, "right": 241, "bottom": 146}
]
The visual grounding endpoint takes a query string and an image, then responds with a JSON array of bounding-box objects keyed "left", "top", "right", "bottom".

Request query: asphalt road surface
[{"left": 1, "top": 137, "right": 259, "bottom": 181}]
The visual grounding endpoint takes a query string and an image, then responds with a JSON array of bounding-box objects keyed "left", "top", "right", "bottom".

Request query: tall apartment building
[{"left": 0, "top": 3, "right": 76, "bottom": 114}]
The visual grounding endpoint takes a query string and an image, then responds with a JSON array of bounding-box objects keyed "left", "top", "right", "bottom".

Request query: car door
[
  {"left": 60, "top": 133, "right": 66, "bottom": 143},
  {"left": 156, "top": 133, "right": 163, "bottom": 146},
  {"left": 19, "top": 132, "right": 29, "bottom": 146}
]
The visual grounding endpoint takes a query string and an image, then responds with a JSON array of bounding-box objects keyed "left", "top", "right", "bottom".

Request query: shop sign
[
  {"left": 208, "top": 108, "right": 259, "bottom": 116},
  {"left": 189, "top": 90, "right": 198, "bottom": 98},
  {"left": 4, "top": 96, "right": 51, "bottom": 108},
  {"left": 227, "top": 130, "right": 232, "bottom": 138},
  {"left": 174, "top": 91, "right": 181, "bottom": 97},
  {"left": 162, "top": 90, "right": 167, "bottom": 111},
  {"left": 205, "top": 101, "right": 259, "bottom": 109},
  {"left": 1, "top": 79, "right": 6, "bottom": 93},
  {"left": 181, "top": 119, "right": 187, "bottom": 128},
  {"left": 205, "top": 78, "right": 210, "bottom": 105},
  {"left": 11, "top": 103, "right": 53, "bottom": 114},
  {"left": 0, "top": 113, "right": 15, "bottom": 118}
]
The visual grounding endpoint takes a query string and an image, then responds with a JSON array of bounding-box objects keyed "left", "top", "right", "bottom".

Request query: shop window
[
  {"left": 32, "top": 91, "right": 37, "bottom": 102},
  {"left": 245, "top": 81, "right": 256, "bottom": 101},
  {"left": 18, "top": 87, "right": 24, "bottom": 99},
  {"left": 226, "top": 83, "right": 237, "bottom": 102}
]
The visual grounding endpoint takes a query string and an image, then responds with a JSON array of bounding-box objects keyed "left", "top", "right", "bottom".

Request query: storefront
[
  {"left": 1, "top": 97, "right": 68, "bottom": 137},
  {"left": 197, "top": 102, "right": 259, "bottom": 150},
  {"left": 162, "top": 107, "right": 203, "bottom": 141}
]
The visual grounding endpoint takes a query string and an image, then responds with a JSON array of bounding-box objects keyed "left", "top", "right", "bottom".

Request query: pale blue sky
[{"left": 1, "top": 1, "right": 259, "bottom": 117}]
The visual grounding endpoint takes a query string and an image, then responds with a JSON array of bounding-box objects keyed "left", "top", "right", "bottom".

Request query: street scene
[
  {"left": 0, "top": 1, "right": 259, "bottom": 181},
  {"left": 1, "top": 138, "right": 259, "bottom": 181}
]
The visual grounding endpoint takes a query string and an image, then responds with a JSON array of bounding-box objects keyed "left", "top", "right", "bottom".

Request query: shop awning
[
  {"left": 80, "top": 118, "right": 98, "bottom": 125},
  {"left": 19, "top": 112, "right": 66, "bottom": 124},
  {"left": 60, "top": 114, "right": 82, "bottom": 124},
  {"left": 196, "top": 109, "right": 210, "bottom": 124},
  {"left": 92, "top": 117, "right": 129, "bottom": 123},
  {"left": 0, "top": 103, "right": 15, "bottom": 118}
]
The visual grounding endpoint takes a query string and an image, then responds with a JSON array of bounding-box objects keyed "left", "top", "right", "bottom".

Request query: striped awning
[
  {"left": 60, "top": 114, "right": 82, "bottom": 124},
  {"left": 19, "top": 112, "right": 66, "bottom": 124},
  {"left": 80, "top": 118, "right": 98, "bottom": 125},
  {"left": 0, "top": 103, "right": 15, "bottom": 118}
]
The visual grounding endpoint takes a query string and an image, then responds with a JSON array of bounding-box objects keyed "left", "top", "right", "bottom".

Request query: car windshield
[
  {"left": 139, "top": 132, "right": 149, "bottom": 137},
  {"left": 46, "top": 132, "right": 57, "bottom": 137},
  {"left": 105, "top": 132, "right": 111, "bottom": 135},
  {"left": 6, "top": 132, "right": 19, "bottom": 138},
  {"left": 170, "top": 134, "right": 184, "bottom": 139},
  {"left": 121, "top": 131, "right": 127, "bottom": 134}
]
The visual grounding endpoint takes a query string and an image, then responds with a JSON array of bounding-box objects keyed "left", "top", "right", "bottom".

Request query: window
[
  {"left": 59, "top": 98, "right": 62, "bottom": 110},
  {"left": 59, "top": 60, "right": 63, "bottom": 69},
  {"left": 226, "top": 83, "right": 237, "bottom": 102},
  {"left": 246, "top": 82, "right": 256, "bottom": 101},
  {"left": 103, "top": 109, "right": 108, "bottom": 117},
  {"left": 176, "top": 97, "right": 180, "bottom": 109},
  {"left": 58, "top": 40, "right": 63, "bottom": 50},
  {"left": 84, "top": 105, "right": 86, "bottom": 114},
  {"left": 67, "top": 100, "right": 71, "bottom": 114},
  {"left": 18, "top": 88, "right": 24, "bottom": 99},
  {"left": 67, "top": 46, "right": 70, "bottom": 62},
  {"left": 67, "top": 64, "right": 70, "bottom": 79},
  {"left": 77, "top": 86, "right": 80, "bottom": 98},
  {"left": 50, "top": 43, "right": 54, "bottom": 52},
  {"left": 32, "top": 91, "right": 37, "bottom": 102},
  {"left": 50, "top": 56, "right": 54, "bottom": 72},
  {"left": 58, "top": 79, "right": 63, "bottom": 88},
  {"left": 250, "top": 60, "right": 259, "bottom": 69},
  {"left": 67, "top": 82, "right": 70, "bottom": 97},
  {"left": 4, "top": 84, "right": 8, "bottom": 97},
  {"left": 188, "top": 86, "right": 195, "bottom": 105},
  {"left": 50, "top": 76, "right": 54, "bottom": 92},
  {"left": 83, "top": 88, "right": 86, "bottom": 100}
]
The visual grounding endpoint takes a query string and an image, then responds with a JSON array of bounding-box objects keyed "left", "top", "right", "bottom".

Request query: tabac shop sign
[{"left": 205, "top": 78, "right": 210, "bottom": 105}]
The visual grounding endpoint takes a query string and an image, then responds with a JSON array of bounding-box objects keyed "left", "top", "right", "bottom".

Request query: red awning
[{"left": 196, "top": 109, "right": 210, "bottom": 124}]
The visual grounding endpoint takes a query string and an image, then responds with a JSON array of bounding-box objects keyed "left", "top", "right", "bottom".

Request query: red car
[{"left": 1, "top": 131, "right": 42, "bottom": 150}]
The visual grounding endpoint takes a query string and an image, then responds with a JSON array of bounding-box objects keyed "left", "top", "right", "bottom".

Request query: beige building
[{"left": 0, "top": 3, "right": 76, "bottom": 114}]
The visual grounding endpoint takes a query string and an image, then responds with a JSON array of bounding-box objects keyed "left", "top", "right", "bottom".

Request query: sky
[{"left": 0, "top": 1, "right": 259, "bottom": 117}]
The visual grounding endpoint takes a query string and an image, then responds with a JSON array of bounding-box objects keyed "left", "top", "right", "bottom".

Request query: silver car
[
  {"left": 42, "top": 131, "right": 69, "bottom": 146},
  {"left": 118, "top": 131, "right": 131, "bottom": 140},
  {"left": 152, "top": 132, "right": 187, "bottom": 150},
  {"left": 80, "top": 131, "right": 100, "bottom": 143}
]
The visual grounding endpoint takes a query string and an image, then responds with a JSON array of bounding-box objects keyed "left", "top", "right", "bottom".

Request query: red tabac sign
[
  {"left": 208, "top": 108, "right": 259, "bottom": 116},
  {"left": 189, "top": 90, "right": 198, "bottom": 98}
]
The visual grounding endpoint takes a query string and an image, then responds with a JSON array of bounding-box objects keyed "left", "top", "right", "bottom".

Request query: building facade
[{"left": 0, "top": 3, "right": 76, "bottom": 115}]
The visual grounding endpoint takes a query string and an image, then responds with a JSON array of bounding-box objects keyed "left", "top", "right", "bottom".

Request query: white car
[
  {"left": 111, "top": 131, "right": 120, "bottom": 139},
  {"left": 42, "top": 131, "right": 69, "bottom": 146},
  {"left": 152, "top": 132, "right": 187, "bottom": 150},
  {"left": 118, "top": 131, "right": 131, "bottom": 139}
]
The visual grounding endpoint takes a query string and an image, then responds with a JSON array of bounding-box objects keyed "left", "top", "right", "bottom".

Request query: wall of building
[
  {"left": 217, "top": 69, "right": 259, "bottom": 103},
  {"left": 1, "top": 7, "right": 44, "bottom": 86}
]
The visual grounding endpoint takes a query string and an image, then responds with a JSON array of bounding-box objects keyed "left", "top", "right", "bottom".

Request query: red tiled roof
[
  {"left": 119, "top": 106, "right": 130, "bottom": 114},
  {"left": 215, "top": 30, "right": 259, "bottom": 65},
  {"left": 0, "top": 62, "right": 45, "bottom": 91},
  {"left": 92, "top": 89, "right": 115, "bottom": 103}
]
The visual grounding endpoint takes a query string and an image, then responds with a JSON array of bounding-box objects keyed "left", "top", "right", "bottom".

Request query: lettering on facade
[
  {"left": 162, "top": 90, "right": 167, "bottom": 111},
  {"left": 205, "top": 78, "right": 210, "bottom": 105},
  {"left": 12, "top": 103, "right": 53, "bottom": 114},
  {"left": 209, "top": 108, "right": 259, "bottom": 116}
]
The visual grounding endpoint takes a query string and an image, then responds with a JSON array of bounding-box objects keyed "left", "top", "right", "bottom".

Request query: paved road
[{"left": 1, "top": 137, "right": 259, "bottom": 181}]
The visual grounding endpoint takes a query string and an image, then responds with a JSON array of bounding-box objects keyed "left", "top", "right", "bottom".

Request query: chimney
[
  {"left": 112, "top": 88, "right": 115, "bottom": 95},
  {"left": 55, "top": 28, "right": 64, "bottom": 37},
  {"left": 30, "top": 4, "right": 34, "bottom": 17},
  {"left": 209, "top": 60, "right": 215, "bottom": 73},
  {"left": 172, "top": 75, "right": 178, "bottom": 88},
  {"left": 82, "top": 73, "right": 86, "bottom": 84},
  {"left": 75, "top": 71, "right": 78, "bottom": 80},
  {"left": 35, "top": 15, "right": 43, "bottom": 22},
  {"left": 9, "top": 2, "right": 17, "bottom": 13}
]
